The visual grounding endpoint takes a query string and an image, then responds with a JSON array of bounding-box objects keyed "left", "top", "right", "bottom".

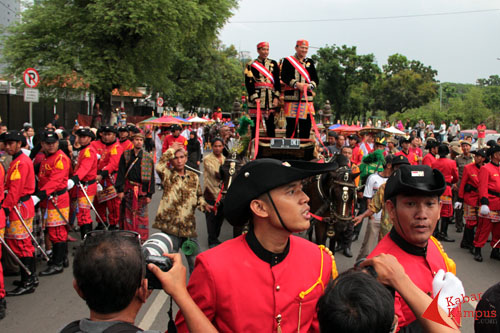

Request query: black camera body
[
  {"left": 144, "top": 254, "right": 173, "bottom": 289},
  {"left": 142, "top": 233, "right": 175, "bottom": 289}
]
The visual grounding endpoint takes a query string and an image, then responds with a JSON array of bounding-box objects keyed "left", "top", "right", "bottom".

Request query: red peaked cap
[
  {"left": 257, "top": 41, "right": 269, "bottom": 49},
  {"left": 296, "top": 39, "right": 309, "bottom": 47}
]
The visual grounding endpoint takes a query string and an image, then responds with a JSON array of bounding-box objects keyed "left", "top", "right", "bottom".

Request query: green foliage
[
  {"left": 312, "top": 45, "right": 380, "bottom": 121},
  {"left": 372, "top": 54, "right": 438, "bottom": 114},
  {"left": 1, "top": 0, "right": 238, "bottom": 111},
  {"left": 477, "top": 75, "right": 500, "bottom": 86}
]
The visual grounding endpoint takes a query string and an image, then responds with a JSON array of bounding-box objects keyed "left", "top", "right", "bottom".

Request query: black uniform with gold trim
[
  {"left": 280, "top": 49, "right": 319, "bottom": 139},
  {"left": 245, "top": 57, "right": 281, "bottom": 138}
]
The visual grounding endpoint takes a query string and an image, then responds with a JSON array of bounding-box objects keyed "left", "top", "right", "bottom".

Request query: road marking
[{"left": 138, "top": 291, "right": 169, "bottom": 329}]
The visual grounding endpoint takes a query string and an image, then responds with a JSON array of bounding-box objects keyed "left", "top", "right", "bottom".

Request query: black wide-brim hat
[
  {"left": 223, "top": 158, "right": 339, "bottom": 226},
  {"left": 41, "top": 131, "right": 58, "bottom": 143},
  {"left": 3, "top": 130, "right": 24, "bottom": 142},
  {"left": 384, "top": 165, "right": 446, "bottom": 201},
  {"left": 75, "top": 128, "right": 96, "bottom": 140},
  {"left": 472, "top": 148, "right": 488, "bottom": 159},
  {"left": 487, "top": 144, "right": 500, "bottom": 156},
  {"left": 101, "top": 125, "right": 117, "bottom": 134}
]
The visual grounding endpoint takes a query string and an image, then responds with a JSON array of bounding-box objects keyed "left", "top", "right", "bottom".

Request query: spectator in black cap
[
  {"left": 174, "top": 158, "right": 339, "bottom": 332},
  {"left": 367, "top": 165, "right": 461, "bottom": 331}
]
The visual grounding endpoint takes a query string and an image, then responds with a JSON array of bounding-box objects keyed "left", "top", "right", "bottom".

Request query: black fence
[{"left": 0, "top": 93, "right": 155, "bottom": 131}]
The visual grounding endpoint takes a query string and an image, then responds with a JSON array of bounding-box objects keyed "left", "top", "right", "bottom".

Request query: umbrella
[
  {"left": 137, "top": 116, "right": 158, "bottom": 126},
  {"left": 149, "top": 116, "right": 184, "bottom": 125},
  {"left": 174, "top": 116, "right": 190, "bottom": 124},
  {"left": 383, "top": 126, "right": 406, "bottom": 136},
  {"left": 328, "top": 124, "right": 342, "bottom": 130},
  {"left": 188, "top": 116, "right": 209, "bottom": 123}
]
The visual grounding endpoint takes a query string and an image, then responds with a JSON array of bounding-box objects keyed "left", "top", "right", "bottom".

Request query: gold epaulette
[{"left": 430, "top": 236, "right": 456, "bottom": 275}]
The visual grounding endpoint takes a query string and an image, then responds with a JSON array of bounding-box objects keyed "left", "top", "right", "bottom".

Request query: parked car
[{"left": 471, "top": 133, "right": 500, "bottom": 150}]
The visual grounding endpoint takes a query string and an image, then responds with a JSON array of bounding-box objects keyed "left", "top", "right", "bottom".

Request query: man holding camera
[
  {"left": 59, "top": 231, "right": 216, "bottom": 333},
  {"left": 175, "top": 158, "right": 337, "bottom": 332}
]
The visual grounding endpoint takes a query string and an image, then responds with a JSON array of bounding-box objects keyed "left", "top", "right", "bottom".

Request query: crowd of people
[{"left": 0, "top": 38, "right": 498, "bottom": 331}]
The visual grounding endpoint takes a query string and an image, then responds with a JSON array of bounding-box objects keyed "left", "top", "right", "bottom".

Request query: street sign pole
[{"left": 29, "top": 102, "right": 33, "bottom": 125}]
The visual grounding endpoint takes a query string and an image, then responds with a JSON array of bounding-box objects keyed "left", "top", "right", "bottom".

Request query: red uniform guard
[{"left": 2, "top": 131, "right": 36, "bottom": 296}]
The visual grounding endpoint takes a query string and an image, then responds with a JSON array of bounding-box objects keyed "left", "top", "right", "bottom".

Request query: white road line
[{"left": 138, "top": 291, "right": 169, "bottom": 330}]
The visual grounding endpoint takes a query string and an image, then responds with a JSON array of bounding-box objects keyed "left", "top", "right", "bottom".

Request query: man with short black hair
[
  {"left": 175, "top": 159, "right": 337, "bottom": 332},
  {"left": 367, "top": 165, "right": 460, "bottom": 331},
  {"left": 60, "top": 231, "right": 216, "bottom": 333}
]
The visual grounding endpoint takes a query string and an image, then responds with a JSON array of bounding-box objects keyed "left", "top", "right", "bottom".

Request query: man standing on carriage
[
  {"left": 245, "top": 42, "right": 281, "bottom": 138},
  {"left": 281, "top": 39, "right": 319, "bottom": 139}
]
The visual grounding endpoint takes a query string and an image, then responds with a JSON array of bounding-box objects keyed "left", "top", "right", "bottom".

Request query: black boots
[
  {"left": 6, "top": 257, "right": 37, "bottom": 296},
  {"left": 80, "top": 223, "right": 93, "bottom": 240},
  {"left": 40, "top": 242, "right": 65, "bottom": 276},
  {"left": 474, "top": 247, "right": 483, "bottom": 262},
  {"left": 460, "top": 227, "right": 474, "bottom": 250},
  {"left": 0, "top": 298, "right": 6, "bottom": 320},
  {"left": 491, "top": 248, "right": 500, "bottom": 261},
  {"left": 438, "top": 218, "right": 455, "bottom": 242}
]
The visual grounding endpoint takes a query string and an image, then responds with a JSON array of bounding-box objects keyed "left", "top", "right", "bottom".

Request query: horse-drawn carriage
[{"left": 218, "top": 125, "right": 361, "bottom": 252}]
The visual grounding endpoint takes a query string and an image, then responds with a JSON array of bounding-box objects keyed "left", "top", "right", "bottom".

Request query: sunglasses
[{"left": 83, "top": 230, "right": 141, "bottom": 244}]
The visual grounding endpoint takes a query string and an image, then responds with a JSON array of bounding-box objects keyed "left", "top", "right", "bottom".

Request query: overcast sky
[{"left": 219, "top": 0, "right": 500, "bottom": 84}]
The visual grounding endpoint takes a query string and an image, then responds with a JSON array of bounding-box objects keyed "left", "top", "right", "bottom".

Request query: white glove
[
  {"left": 96, "top": 154, "right": 101, "bottom": 160},
  {"left": 31, "top": 195, "right": 40, "bottom": 206},
  {"left": 454, "top": 202, "right": 462, "bottom": 210},
  {"left": 432, "top": 269, "right": 465, "bottom": 312},
  {"left": 67, "top": 179, "right": 75, "bottom": 190},
  {"left": 480, "top": 205, "right": 490, "bottom": 216},
  {"left": 97, "top": 183, "right": 103, "bottom": 192}
]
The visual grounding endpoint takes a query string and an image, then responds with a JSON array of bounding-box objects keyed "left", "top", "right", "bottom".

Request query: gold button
[{"left": 276, "top": 285, "right": 280, "bottom": 291}]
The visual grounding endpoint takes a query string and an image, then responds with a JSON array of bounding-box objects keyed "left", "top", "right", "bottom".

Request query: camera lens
[{"left": 142, "top": 233, "right": 174, "bottom": 256}]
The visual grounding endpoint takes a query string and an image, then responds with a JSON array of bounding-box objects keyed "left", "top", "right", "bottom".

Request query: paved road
[{"left": 2, "top": 187, "right": 499, "bottom": 332}]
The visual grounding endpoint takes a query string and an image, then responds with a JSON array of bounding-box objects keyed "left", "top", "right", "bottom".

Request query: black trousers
[
  {"left": 205, "top": 199, "right": 225, "bottom": 246},
  {"left": 286, "top": 115, "right": 311, "bottom": 139},
  {"left": 251, "top": 112, "right": 276, "bottom": 138}
]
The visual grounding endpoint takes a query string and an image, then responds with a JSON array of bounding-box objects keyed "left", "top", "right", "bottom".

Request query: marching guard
[
  {"left": 281, "top": 39, "right": 319, "bottom": 139},
  {"left": 33, "top": 131, "right": 71, "bottom": 276},
  {"left": 118, "top": 126, "right": 134, "bottom": 151},
  {"left": 457, "top": 148, "right": 487, "bottom": 252},
  {"left": 115, "top": 132, "right": 155, "bottom": 240},
  {"left": 92, "top": 126, "right": 123, "bottom": 230},
  {"left": 68, "top": 128, "right": 98, "bottom": 239},
  {"left": 474, "top": 144, "right": 500, "bottom": 262},
  {"left": 432, "top": 145, "right": 459, "bottom": 242},
  {"left": 2, "top": 131, "right": 36, "bottom": 296},
  {"left": 244, "top": 41, "right": 281, "bottom": 138}
]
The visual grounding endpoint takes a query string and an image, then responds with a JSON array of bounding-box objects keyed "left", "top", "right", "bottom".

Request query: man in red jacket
[
  {"left": 94, "top": 126, "right": 123, "bottom": 230},
  {"left": 367, "top": 165, "right": 459, "bottom": 331},
  {"left": 474, "top": 144, "right": 500, "bottom": 262},
  {"left": 1, "top": 131, "right": 36, "bottom": 296},
  {"left": 432, "top": 145, "right": 459, "bottom": 242},
  {"left": 456, "top": 148, "right": 488, "bottom": 252},
  {"left": 68, "top": 128, "right": 98, "bottom": 239},
  {"left": 32, "top": 131, "right": 71, "bottom": 276},
  {"left": 175, "top": 159, "right": 338, "bottom": 332},
  {"left": 422, "top": 139, "right": 439, "bottom": 167}
]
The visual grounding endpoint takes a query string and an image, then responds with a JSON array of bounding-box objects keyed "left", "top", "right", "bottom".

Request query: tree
[
  {"left": 477, "top": 75, "right": 500, "bottom": 86},
  {"left": 372, "top": 54, "right": 438, "bottom": 115},
  {"left": 312, "top": 45, "right": 380, "bottom": 121},
  {"left": 2, "top": 0, "right": 237, "bottom": 115}
]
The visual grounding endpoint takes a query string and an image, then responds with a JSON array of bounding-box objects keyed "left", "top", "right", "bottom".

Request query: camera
[{"left": 143, "top": 233, "right": 174, "bottom": 289}]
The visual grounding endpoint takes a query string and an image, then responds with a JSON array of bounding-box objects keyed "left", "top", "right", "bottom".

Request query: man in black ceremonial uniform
[{"left": 245, "top": 41, "right": 281, "bottom": 138}]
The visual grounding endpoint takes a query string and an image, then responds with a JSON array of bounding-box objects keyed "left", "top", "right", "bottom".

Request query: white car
[{"left": 471, "top": 133, "right": 500, "bottom": 150}]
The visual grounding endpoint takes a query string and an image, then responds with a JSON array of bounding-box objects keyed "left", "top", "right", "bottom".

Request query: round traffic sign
[
  {"left": 23, "top": 68, "right": 40, "bottom": 88},
  {"left": 156, "top": 97, "right": 164, "bottom": 107}
]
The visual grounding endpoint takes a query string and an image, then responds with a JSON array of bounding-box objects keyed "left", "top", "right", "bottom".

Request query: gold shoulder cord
[
  {"left": 429, "top": 236, "right": 456, "bottom": 275},
  {"left": 295, "top": 245, "right": 338, "bottom": 332}
]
